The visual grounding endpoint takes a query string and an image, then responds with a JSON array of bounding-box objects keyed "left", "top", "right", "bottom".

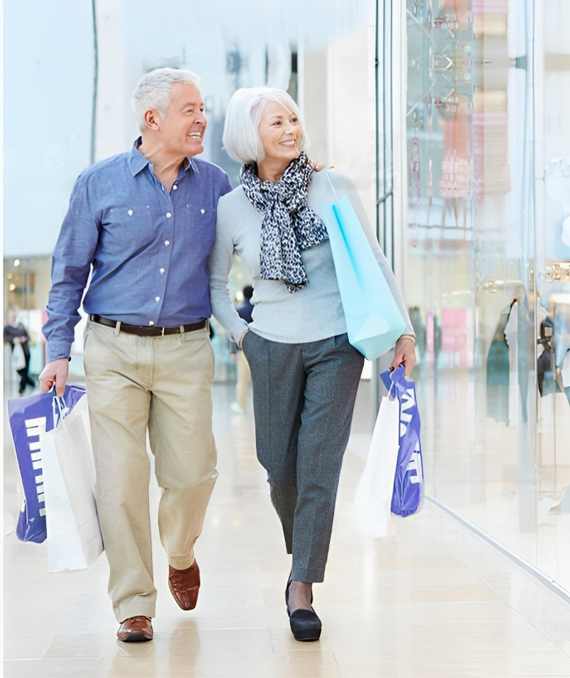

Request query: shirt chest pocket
[
  {"left": 184, "top": 202, "right": 214, "bottom": 219},
  {"left": 105, "top": 205, "right": 153, "bottom": 245},
  {"left": 184, "top": 203, "right": 216, "bottom": 251}
]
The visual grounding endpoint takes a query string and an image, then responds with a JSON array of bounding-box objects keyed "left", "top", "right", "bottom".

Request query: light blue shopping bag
[{"left": 321, "top": 179, "right": 408, "bottom": 360}]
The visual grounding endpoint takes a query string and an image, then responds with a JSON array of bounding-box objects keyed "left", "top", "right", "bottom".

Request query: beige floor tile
[{"left": 333, "top": 650, "right": 570, "bottom": 678}]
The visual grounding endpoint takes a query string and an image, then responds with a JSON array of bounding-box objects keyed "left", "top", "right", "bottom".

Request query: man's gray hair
[{"left": 131, "top": 67, "right": 201, "bottom": 132}]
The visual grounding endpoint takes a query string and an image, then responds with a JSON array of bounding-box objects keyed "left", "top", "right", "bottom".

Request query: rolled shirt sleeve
[{"left": 43, "top": 172, "right": 99, "bottom": 361}]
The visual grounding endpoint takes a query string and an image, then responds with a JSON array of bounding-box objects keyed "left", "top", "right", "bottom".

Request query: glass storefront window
[{"left": 402, "top": 0, "right": 570, "bottom": 594}]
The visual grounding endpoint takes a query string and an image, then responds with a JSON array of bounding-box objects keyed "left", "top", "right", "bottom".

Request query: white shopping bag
[
  {"left": 41, "top": 394, "right": 103, "bottom": 572},
  {"left": 353, "top": 390, "right": 400, "bottom": 538},
  {"left": 12, "top": 342, "right": 26, "bottom": 371}
]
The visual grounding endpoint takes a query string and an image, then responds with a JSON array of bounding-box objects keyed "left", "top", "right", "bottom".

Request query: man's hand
[
  {"left": 39, "top": 358, "right": 69, "bottom": 396},
  {"left": 390, "top": 336, "right": 417, "bottom": 377}
]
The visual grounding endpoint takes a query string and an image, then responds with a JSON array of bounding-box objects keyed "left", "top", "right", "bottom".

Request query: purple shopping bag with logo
[
  {"left": 381, "top": 367, "right": 424, "bottom": 516},
  {"left": 7, "top": 385, "right": 86, "bottom": 543}
]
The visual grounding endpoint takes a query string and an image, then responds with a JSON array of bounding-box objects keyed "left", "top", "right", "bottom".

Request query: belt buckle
[{"left": 161, "top": 326, "right": 166, "bottom": 337}]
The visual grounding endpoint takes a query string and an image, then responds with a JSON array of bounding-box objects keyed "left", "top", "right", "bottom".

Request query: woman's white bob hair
[{"left": 222, "top": 87, "right": 310, "bottom": 165}]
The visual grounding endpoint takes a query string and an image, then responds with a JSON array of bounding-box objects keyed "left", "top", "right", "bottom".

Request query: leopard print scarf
[{"left": 240, "top": 152, "right": 328, "bottom": 293}]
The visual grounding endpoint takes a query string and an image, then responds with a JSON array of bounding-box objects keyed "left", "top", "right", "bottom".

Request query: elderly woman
[{"left": 209, "top": 87, "right": 416, "bottom": 641}]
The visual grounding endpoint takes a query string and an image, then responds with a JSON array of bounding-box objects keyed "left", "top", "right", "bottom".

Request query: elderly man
[{"left": 40, "top": 68, "right": 232, "bottom": 642}]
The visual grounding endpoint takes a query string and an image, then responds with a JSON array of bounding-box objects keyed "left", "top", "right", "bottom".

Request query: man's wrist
[{"left": 46, "top": 340, "right": 73, "bottom": 363}]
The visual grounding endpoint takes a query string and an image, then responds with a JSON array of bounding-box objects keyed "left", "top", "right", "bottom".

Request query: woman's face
[{"left": 257, "top": 100, "right": 301, "bottom": 168}]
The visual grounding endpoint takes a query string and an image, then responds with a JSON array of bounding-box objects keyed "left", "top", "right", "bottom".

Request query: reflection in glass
[{"left": 403, "top": 0, "right": 570, "bottom": 594}]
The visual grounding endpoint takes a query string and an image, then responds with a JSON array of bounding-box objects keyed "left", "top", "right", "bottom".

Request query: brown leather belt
[{"left": 89, "top": 314, "right": 207, "bottom": 337}]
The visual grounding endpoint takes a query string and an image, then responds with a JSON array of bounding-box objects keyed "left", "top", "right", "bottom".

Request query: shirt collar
[{"left": 128, "top": 137, "right": 200, "bottom": 177}]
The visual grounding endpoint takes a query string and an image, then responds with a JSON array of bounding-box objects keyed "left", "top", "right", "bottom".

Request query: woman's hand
[
  {"left": 390, "top": 336, "right": 417, "bottom": 377},
  {"left": 238, "top": 329, "right": 249, "bottom": 348},
  {"left": 309, "top": 159, "right": 332, "bottom": 172}
]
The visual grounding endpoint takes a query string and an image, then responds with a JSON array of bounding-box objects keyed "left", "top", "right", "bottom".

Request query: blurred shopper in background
[
  {"left": 231, "top": 284, "right": 254, "bottom": 414},
  {"left": 210, "top": 86, "right": 416, "bottom": 642},
  {"left": 4, "top": 308, "right": 35, "bottom": 395},
  {"left": 39, "top": 67, "right": 232, "bottom": 643}
]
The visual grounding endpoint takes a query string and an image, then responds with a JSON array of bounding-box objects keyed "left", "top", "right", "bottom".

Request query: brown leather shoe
[
  {"left": 168, "top": 560, "right": 200, "bottom": 610},
  {"left": 116, "top": 615, "right": 153, "bottom": 642}
]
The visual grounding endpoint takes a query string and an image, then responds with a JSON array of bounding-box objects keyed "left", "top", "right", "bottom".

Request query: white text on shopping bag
[
  {"left": 25, "top": 416, "right": 46, "bottom": 517},
  {"left": 399, "top": 387, "right": 416, "bottom": 437},
  {"left": 406, "top": 442, "right": 423, "bottom": 485},
  {"left": 399, "top": 388, "right": 423, "bottom": 484}
]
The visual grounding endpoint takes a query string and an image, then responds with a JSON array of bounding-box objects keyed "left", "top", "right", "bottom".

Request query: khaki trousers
[{"left": 83, "top": 320, "right": 217, "bottom": 622}]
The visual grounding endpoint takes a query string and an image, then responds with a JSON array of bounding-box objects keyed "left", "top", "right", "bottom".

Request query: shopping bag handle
[
  {"left": 325, "top": 170, "right": 338, "bottom": 201},
  {"left": 51, "top": 391, "right": 70, "bottom": 428},
  {"left": 385, "top": 378, "right": 397, "bottom": 400},
  {"left": 324, "top": 171, "right": 355, "bottom": 254},
  {"left": 381, "top": 366, "right": 407, "bottom": 396}
]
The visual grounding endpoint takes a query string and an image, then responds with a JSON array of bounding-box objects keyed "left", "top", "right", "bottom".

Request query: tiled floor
[{"left": 4, "top": 380, "right": 570, "bottom": 678}]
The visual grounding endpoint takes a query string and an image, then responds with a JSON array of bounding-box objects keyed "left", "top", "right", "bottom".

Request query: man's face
[{"left": 158, "top": 82, "right": 207, "bottom": 158}]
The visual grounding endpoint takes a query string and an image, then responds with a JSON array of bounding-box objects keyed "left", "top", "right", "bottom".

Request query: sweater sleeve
[
  {"left": 327, "top": 170, "right": 415, "bottom": 339},
  {"left": 209, "top": 197, "right": 250, "bottom": 343}
]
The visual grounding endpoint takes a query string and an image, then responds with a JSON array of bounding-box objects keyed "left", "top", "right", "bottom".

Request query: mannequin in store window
[
  {"left": 438, "top": 100, "right": 470, "bottom": 229},
  {"left": 486, "top": 302, "right": 511, "bottom": 424},
  {"left": 504, "top": 292, "right": 548, "bottom": 425}
]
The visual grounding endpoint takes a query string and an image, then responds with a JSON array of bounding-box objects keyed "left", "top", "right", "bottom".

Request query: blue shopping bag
[
  {"left": 381, "top": 367, "right": 424, "bottom": 516},
  {"left": 7, "top": 385, "right": 86, "bottom": 543},
  {"left": 321, "top": 177, "right": 408, "bottom": 360}
]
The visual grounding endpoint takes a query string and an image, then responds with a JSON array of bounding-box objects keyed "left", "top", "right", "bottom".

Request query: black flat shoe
[
  {"left": 285, "top": 577, "right": 322, "bottom": 642},
  {"left": 289, "top": 608, "right": 322, "bottom": 641}
]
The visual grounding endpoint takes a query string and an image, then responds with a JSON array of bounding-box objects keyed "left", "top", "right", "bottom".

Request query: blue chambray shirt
[{"left": 43, "top": 139, "right": 233, "bottom": 361}]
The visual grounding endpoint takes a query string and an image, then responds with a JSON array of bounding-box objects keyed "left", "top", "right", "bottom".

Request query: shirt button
[
  {"left": 160, "top": 268, "right": 165, "bottom": 274},
  {"left": 172, "top": 185, "right": 178, "bottom": 190},
  {"left": 127, "top": 210, "right": 133, "bottom": 216},
  {"left": 155, "top": 296, "right": 160, "bottom": 302},
  {"left": 166, "top": 212, "right": 172, "bottom": 218},
  {"left": 149, "top": 321, "right": 155, "bottom": 326},
  {"left": 164, "top": 240, "right": 170, "bottom": 247}
]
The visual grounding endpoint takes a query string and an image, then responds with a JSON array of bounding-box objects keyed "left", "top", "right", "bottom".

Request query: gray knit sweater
[{"left": 209, "top": 169, "right": 413, "bottom": 345}]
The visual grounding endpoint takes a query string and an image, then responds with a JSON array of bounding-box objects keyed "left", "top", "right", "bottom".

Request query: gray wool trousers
[{"left": 242, "top": 331, "right": 364, "bottom": 583}]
